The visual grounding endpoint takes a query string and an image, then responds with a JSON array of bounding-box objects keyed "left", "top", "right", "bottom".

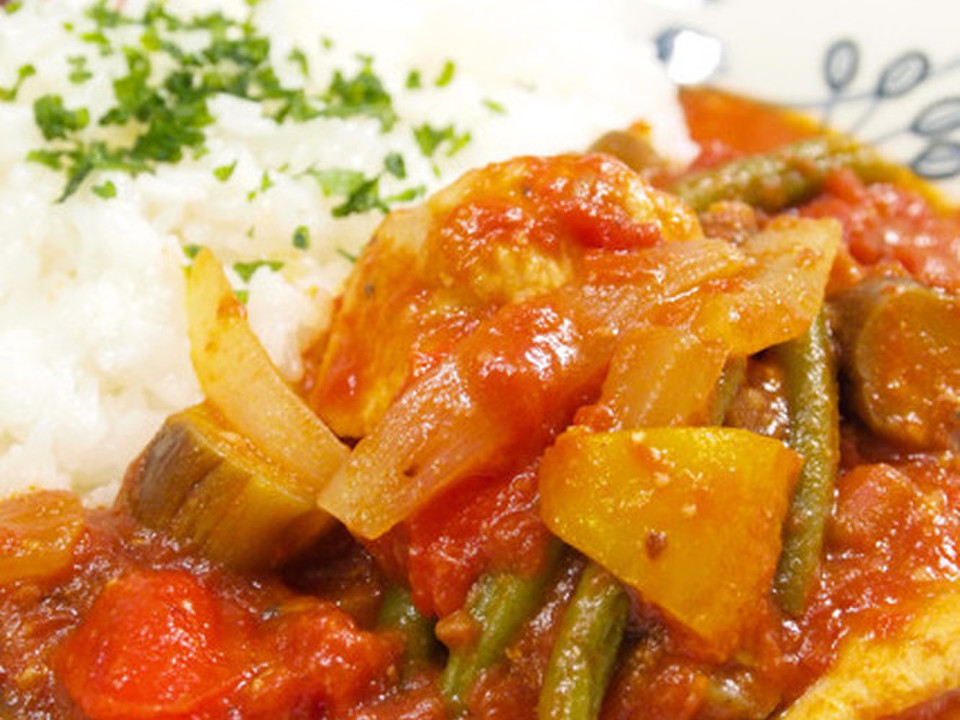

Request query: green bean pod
[
  {"left": 709, "top": 356, "right": 748, "bottom": 426},
  {"left": 440, "top": 544, "right": 562, "bottom": 715},
  {"left": 772, "top": 311, "right": 840, "bottom": 615},
  {"left": 672, "top": 135, "right": 899, "bottom": 213},
  {"left": 538, "top": 562, "right": 630, "bottom": 720},
  {"left": 376, "top": 585, "right": 442, "bottom": 678}
]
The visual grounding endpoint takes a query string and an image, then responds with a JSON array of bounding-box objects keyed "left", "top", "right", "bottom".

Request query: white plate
[{"left": 633, "top": 0, "right": 960, "bottom": 196}]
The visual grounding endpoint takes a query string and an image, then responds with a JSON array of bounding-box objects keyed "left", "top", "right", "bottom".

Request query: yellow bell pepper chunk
[{"left": 539, "top": 426, "right": 801, "bottom": 655}]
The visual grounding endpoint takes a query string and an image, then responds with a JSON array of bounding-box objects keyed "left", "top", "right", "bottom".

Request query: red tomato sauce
[
  {"left": 678, "top": 87, "right": 821, "bottom": 167},
  {"left": 0, "top": 501, "right": 399, "bottom": 720},
  {"left": 361, "top": 463, "right": 553, "bottom": 620},
  {"left": 780, "top": 458, "right": 960, "bottom": 698},
  {"left": 801, "top": 168, "right": 960, "bottom": 293},
  {"left": 402, "top": 464, "right": 552, "bottom": 617},
  {"left": 680, "top": 87, "right": 960, "bottom": 293}
]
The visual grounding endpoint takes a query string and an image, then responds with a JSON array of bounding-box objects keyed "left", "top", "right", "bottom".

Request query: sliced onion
[
  {"left": 186, "top": 249, "right": 348, "bottom": 495},
  {"left": 697, "top": 216, "right": 841, "bottom": 355}
]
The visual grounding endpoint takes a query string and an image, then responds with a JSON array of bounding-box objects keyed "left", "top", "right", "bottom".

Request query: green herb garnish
[
  {"left": 288, "top": 48, "right": 309, "bottom": 76},
  {"left": 384, "top": 152, "right": 406, "bottom": 179},
  {"left": 332, "top": 175, "right": 386, "bottom": 217},
  {"left": 24, "top": 0, "right": 464, "bottom": 209},
  {"left": 33, "top": 95, "right": 90, "bottom": 140},
  {"left": 405, "top": 69, "right": 422, "bottom": 89},
  {"left": 413, "top": 123, "right": 471, "bottom": 158},
  {"left": 435, "top": 60, "right": 455, "bottom": 87},
  {"left": 28, "top": 141, "right": 148, "bottom": 203},
  {"left": 214, "top": 160, "right": 237, "bottom": 182},
  {"left": 85, "top": 0, "right": 131, "bottom": 30},
  {"left": 305, "top": 162, "right": 424, "bottom": 218},
  {"left": 0, "top": 64, "right": 35, "bottom": 102},
  {"left": 93, "top": 179, "right": 117, "bottom": 198},
  {"left": 320, "top": 59, "right": 396, "bottom": 131},
  {"left": 79, "top": 30, "right": 111, "bottom": 52},
  {"left": 303, "top": 167, "right": 368, "bottom": 197},
  {"left": 233, "top": 259, "right": 284, "bottom": 282},
  {"left": 293, "top": 225, "right": 310, "bottom": 249},
  {"left": 68, "top": 56, "right": 93, "bottom": 84}
]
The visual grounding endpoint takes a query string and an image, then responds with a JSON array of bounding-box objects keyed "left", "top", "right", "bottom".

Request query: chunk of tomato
[
  {"left": 58, "top": 570, "right": 243, "bottom": 720},
  {"left": 242, "top": 602, "right": 400, "bottom": 718},
  {"left": 57, "top": 570, "right": 400, "bottom": 720}
]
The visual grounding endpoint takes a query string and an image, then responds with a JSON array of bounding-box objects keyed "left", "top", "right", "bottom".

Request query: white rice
[{"left": 0, "top": 0, "right": 693, "bottom": 504}]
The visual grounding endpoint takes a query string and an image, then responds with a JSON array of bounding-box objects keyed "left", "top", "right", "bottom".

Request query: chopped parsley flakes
[
  {"left": 233, "top": 259, "right": 284, "bottom": 283},
  {"left": 288, "top": 48, "right": 309, "bottom": 77},
  {"left": 383, "top": 152, "right": 406, "bottom": 179},
  {"left": 405, "top": 70, "right": 422, "bottom": 89},
  {"left": 0, "top": 64, "right": 35, "bottom": 102},
  {"left": 92, "top": 179, "right": 117, "bottom": 198},
  {"left": 21, "top": 0, "right": 483, "bottom": 219},
  {"left": 33, "top": 95, "right": 90, "bottom": 140},
  {"left": 413, "top": 123, "right": 471, "bottom": 158},
  {"left": 214, "top": 160, "right": 237, "bottom": 182},
  {"left": 303, "top": 154, "right": 424, "bottom": 218},
  {"left": 435, "top": 60, "right": 456, "bottom": 87},
  {"left": 292, "top": 225, "right": 310, "bottom": 249},
  {"left": 67, "top": 56, "right": 93, "bottom": 84},
  {"left": 25, "top": 1, "right": 407, "bottom": 201},
  {"left": 305, "top": 167, "right": 368, "bottom": 198},
  {"left": 331, "top": 175, "right": 385, "bottom": 217},
  {"left": 320, "top": 60, "right": 397, "bottom": 131}
]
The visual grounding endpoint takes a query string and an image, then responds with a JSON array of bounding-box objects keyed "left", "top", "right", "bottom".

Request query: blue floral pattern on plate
[
  {"left": 652, "top": 16, "right": 960, "bottom": 186},
  {"left": 815, "top": 40, "right": 960, "bottom": 181}
]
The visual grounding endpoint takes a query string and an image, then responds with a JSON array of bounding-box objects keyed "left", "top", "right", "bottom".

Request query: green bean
[
  {"left": 538, "top": 562, "right": 630, "bottom": 720},
  {"left": 672, "top": 135, "right": 899, "bottom": 213},
  {"left": 709, "top": 356, "right": 747, "bottom": 426},
  {"left": 440, "top": 544, "right": 562, "bottom": 715},
  {"left": 771, "top": 311, "right": 840, "bottom": 615},
  {"left": 376, "top": 585, "right": 441, "bottom": 677}
]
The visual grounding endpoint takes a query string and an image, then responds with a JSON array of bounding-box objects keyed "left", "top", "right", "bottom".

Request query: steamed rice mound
[{"left": 0, "top": 0, "right": 693, "bottom": 503}]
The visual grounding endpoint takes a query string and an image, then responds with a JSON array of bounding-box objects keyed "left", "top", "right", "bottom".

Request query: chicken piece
[
  {"left": 306, "top": 154, "right": 702, "bottom": 438},
  {"left": 781, "top": 588, "right": 960, "bottom": 720}
]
